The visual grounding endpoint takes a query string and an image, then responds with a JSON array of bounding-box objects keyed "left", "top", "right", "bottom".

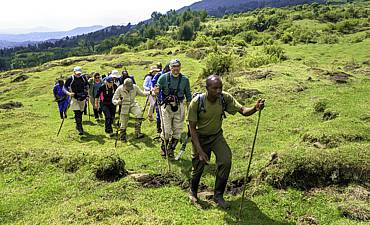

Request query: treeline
[
  {"left": 0, "top": 10, "right": 207, "bottom": 71},
  {"left": 1, "top": 2, "right": 369, "bottom": 72},
  {"left": 0, "top": 25, "right": 134, "bottom": 71}
]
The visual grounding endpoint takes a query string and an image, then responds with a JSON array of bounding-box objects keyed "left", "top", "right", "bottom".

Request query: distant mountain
[
  {"left": 179, "top": 0, "right": 326, "bottom": 16},
  {"left": 0, "top": 40, "right": 38, "bottom": 49},
  {"left": 0, "top": 26, "right": 57, "bottom": 35},
  {"left": 0, "top": 25, "right": 105, "bottom": 46}
]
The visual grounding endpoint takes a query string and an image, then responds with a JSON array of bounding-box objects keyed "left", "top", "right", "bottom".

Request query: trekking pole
[
  {"left": 87, "top": 98, "right": 91, "bottom": 122},
  {"left": 115, "top": 97, "right": 123, "bottom": 148},
  {"left": 56, "top": 118, "right": 65, "bottom": 137},
  {"left": 156, "top": 97, "right": 171, "bottom": 173},
  {"left": 141, "top": 95, "right": 150, "bottom": 119},
  {"left": 238, "top": 109, "right": 262, "bottom": 221},
  {"left": 115, "top": 120, "right": 120, "bottom": 148},
  {"left": 175, "top": 125, "right": 191, "bottom": 160}
]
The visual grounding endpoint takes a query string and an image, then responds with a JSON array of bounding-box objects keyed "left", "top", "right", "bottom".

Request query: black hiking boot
[
  {"left": 120, "top": 129, "right": 127, "bottom": 142},
  {"left": 167, "top": 138, "right": 178, "bottom": 160},
  {"left": 213, "top": 176, "right": 230, "bottom": 209},
  {"left": 160, "top": 139, "right": 168, "bottom": 157}
]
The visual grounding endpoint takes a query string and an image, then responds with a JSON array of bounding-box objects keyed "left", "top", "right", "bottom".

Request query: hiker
[
  {"left": 119, "top": 69, "right": 136, "bottom": 85},
  {"left": 153, "top": 59, "right": 192, "bottom": 159},
  {"left": 95, "top": 77, "right": 117, "bottom": 136},
  {"left": 53, "top": 79, "right": 70, "bottom": 119},
  {"left": 151, "top": 63, "right": 169, "bottom": 134},
  {"left": 88, "top": 72, "right": 103, "bottom": 121},
  {"left": 109, "top": 70, "right": 121, "bottom": 87},
  {"left": 112, "top": 78, "right": 151, "bottom": 142},
  {"left": 64, "top": 66, "right": 89, "bottom": 135},
  {"left": 143, "top": 65, "right": 161, "bottom": 122},
  {"left": 187, "top": 75, "right": 264, "bottom": 209}
]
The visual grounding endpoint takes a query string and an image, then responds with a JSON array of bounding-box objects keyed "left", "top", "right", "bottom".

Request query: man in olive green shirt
[{"left": 188, "top": 75, "right": 264, "bottom": 209}]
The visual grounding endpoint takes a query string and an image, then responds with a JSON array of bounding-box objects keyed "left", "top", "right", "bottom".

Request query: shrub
[
  {"left": 110, "top": 44, "right": 130, "bottom": 54},
  {"left": 191, "top": 34, "right": 216, "bottom": 48},
  {"left": 243, "top": 52, "right": 276, "bottom": 68},
  {"left": 201, "top": 52, "right": 234, "bottom": 77},
  {"left": 263, "top": 44, "right": 287, "bottom": 60},
  {"left": 319, "top": 33, "right": 340, "bottom": 44}
]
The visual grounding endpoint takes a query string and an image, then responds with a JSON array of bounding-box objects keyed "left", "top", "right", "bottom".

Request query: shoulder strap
[
  {"left": 166, "top": 73, "right": 182, "bottom": 96},
  {"left": 196, "top": 93, "right": 206, "bottom": 120},
  {"left": 69, "top": 75, "right": 75, "bottom": 91},
  {"left": 220, "top": 93, "right": 227, "bottom": 119}
]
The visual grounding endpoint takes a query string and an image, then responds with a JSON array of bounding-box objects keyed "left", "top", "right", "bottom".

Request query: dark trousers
[
  {"left": 101, "top": 104, "right": 116, "bottom": 133},
  {"left": 73, "top": 110, "right": 83, "bottom": 130},
  {"left": 93, "top": 108, "right": 102, "bottom": 119},
  {"left": 191, "top": 131, "right": 232, "bottom": 196},
  {"left": 155, "top": 102, "right": 161, "bottom": 133}
]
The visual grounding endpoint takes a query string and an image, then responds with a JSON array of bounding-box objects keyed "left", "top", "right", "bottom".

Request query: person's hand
[
  {"left": 95, "top": 103, "right": 99, "bottom": 109},
  {"left": 198, "top": 150, "right": 209, "bottom": 164},
  {"left": 255, "top": 99, "right": 265, "bottom": 111},
  {"left": 153, "top": 86, "right": 160, "bottom": 95}
]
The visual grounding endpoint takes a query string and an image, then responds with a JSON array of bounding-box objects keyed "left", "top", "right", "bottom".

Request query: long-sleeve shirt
[
  {"left": 156, "top": 72, "right": 192, "bottom": 103},
  {"left": 95, "top": 84, "right": 118, "bottom": 105},
  {"left": 143, "top": 74, "right": 153, "bottom": 91}
]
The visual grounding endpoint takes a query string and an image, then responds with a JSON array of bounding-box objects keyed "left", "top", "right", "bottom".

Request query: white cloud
[{"left": 0, "top": 0, "right": 199, "bottom": 32}]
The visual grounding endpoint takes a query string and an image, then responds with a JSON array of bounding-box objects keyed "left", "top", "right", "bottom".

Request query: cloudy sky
[{"left": 0, "top": 0, "right": 200, "bottom": 33}]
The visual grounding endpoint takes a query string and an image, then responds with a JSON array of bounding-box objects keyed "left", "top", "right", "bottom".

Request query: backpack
[
  {"left": 194, "top": 92, "right": 227, "bottom": 120},
  {"left": 68, "top": 74, "right": 87, "bottom": 91}
]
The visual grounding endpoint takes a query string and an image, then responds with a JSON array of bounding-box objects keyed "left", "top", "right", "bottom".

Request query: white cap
[
  {"left": 111, "top": 70, "right": 119, "bottom": 78},
  {"left": 169, "top": 59, "right": 181, "bottom": 67},
  {"left": 73, "top": 66, "right": 82, "bottom": 74}
]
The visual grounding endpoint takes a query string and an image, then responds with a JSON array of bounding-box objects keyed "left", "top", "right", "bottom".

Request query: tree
[{"left": 178, "top": 23, "right": 194, "bottom": 41}]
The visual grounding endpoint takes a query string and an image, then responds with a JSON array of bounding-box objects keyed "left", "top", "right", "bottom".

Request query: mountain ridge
[{"left": 0, "top": 25, "right": 105, "bottom": 46}]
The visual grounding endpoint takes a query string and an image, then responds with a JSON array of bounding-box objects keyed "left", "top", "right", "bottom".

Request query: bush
[
  {"left": 251, "top": 32, "right": 274, "bottom": 46},
  {"left": 178, "top": 22, "right": 194, "bottom": 41},
  {"left": 347, "top": 33, "right": 366, "bottom": 43},
  {"left": 110, "top": 44, "right": 130, "bottom": 54},
  {"left": 143, "top": 36, "right": 176, "bottom": 50},
  {"left": 336, "top": 19, "right": 360, "bottom": 34},
  {"left": 263, "top": 45, "right": 287, "bottom": 60},
  {"left": 319, "top": 33, "right": 340, "bottom": 44},
  {"left": 191, "top": 34, "right": 216, "bottom": 48},
  {"left": 185, "top": 48, "right": 209, "bottom": 60},
  {"left": 243, "top": 52, "right": 276, "bottom": 68},
  {"left": 201, "top": 52, "right": 234, "bottom": 77}
]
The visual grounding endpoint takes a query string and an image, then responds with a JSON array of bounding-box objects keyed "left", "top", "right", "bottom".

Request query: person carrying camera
[
  {"left": 154, "top": 59, "right": 192, "bottom": 159},
  {"left": 64, "top": 66, "right": 89, "bottom": 135}
]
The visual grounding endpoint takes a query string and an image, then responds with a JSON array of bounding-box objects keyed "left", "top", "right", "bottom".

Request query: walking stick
[
  {"left": 141, "top": 95, "right": 150, "bottom": 119},
  {"left": 238, "top": 109, "right": 262, "bottom": 220},
  {"left": 156, "top": 97, "right": 171, "bottom": 173},
  {"left": 87, "top": 98, "right": 91, "bottom": 122},
  {"left": 175, "top": 126, "right": 191, "bottom": 160},
  {"left": 114, "top": 119, "right": 120, "bottom": 148},
  {"left": 115, "top": 97, "right": 123, "bottom": 148},
  {"left": 57, "top": 118, "right": 65, "bottom": 137}
]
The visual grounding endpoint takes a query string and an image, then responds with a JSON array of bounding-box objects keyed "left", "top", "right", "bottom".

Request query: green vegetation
[{"left": 0, "top": 1, "right": 369, "bottom": 224}]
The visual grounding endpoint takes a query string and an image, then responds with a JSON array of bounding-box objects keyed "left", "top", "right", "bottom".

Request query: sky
[{"left": 0, "top": 0, "right": 200, "bottom": 33}]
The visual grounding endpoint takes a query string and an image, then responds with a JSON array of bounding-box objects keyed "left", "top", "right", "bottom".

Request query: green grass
[{"left": 1, "top": 13, "right": 370, "bottom": 225}]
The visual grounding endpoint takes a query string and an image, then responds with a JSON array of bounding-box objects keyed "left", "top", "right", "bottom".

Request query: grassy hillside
[{"left": 0, "top": 2, "right": 369, "bottom": 225}]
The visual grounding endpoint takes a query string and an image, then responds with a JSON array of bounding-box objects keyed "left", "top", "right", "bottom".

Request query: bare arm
[{"left": 239, "top": 99, "right": 265, "bottom": 116}]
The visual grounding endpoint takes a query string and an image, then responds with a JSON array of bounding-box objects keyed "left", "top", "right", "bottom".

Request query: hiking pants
[
  {"left": 160, "top": 102, "right": 185, "bottom": 141},
  {"left": 120, "top": 104, "right": 142, "bottom": 130},
  {"left": 101, "top": 104, "right": 116, "bottom": 133},
  {"left": 190, "top": 131, "right": 232, "bottom": 193}
]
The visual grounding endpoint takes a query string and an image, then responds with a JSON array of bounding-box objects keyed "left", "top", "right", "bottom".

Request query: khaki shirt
[
  {"left": 188, "top": 91, "right": 242, "bottom": 136},
  {"left": 112, "top": 84, "right": 148, "bottom": 114}
]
